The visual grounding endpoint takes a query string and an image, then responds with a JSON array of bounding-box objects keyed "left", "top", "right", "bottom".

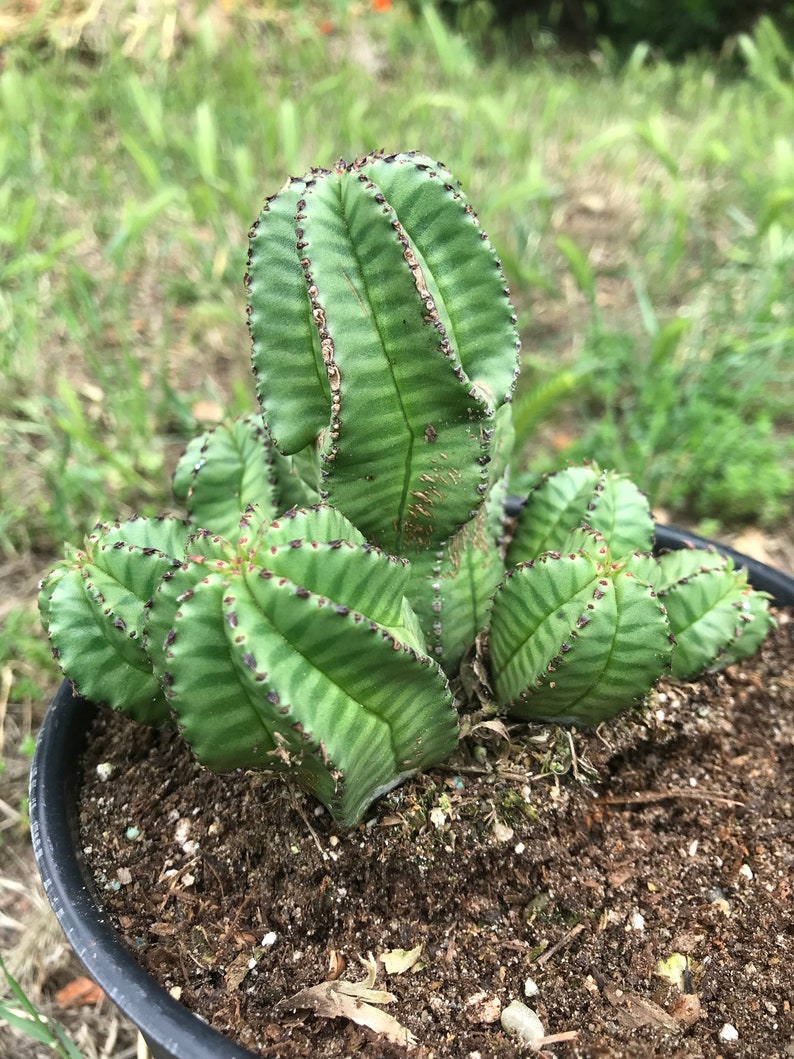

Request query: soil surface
[{"left": 79, "top": 613, "right": 794, "bottom": 1059}]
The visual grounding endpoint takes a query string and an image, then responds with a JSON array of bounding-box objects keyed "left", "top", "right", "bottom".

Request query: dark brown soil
[{"left": 78, "top": 612, "right": 794, "bottom": 1059}]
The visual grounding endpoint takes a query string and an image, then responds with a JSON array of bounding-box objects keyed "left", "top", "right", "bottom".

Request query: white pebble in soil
[
  {"left": 719, "top": 1023, "right": 739, "bottom": 1043},
  {"left": 500, "top": 999, "right": 545, "bottom": 1044}
]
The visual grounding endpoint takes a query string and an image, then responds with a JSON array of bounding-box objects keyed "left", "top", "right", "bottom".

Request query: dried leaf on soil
[
  {"left": 379, "top": 944, "right": 423, "bottom": 975},
  {"left": 54, "top": 977, "right": 105, "bottom": 1009},
  {"left": 603, "top": 982, "right": 681, "bottom": 1032},
  {"left": 280, "top": 978, "right": 417, "bottom": 1049}
]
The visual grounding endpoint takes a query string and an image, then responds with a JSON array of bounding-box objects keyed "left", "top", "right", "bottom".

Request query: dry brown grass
[{"left": 0, "top": 0, "right": 296, "bottom": 54}]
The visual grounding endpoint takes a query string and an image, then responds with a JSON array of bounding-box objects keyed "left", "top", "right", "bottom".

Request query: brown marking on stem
[{"left": 340, "top": 269, "right": 369, "bottom": 316}]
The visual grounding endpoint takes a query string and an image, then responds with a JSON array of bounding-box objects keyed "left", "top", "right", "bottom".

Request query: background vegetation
[
  {"left": 0, "top": 1, "right": 792, "bottom": 1051},
  {"left": 1, "top": 2, "right": 792, "bottom": 559},
  {"left": 438, "top": 0, "right": 794, "bottom": 59}
]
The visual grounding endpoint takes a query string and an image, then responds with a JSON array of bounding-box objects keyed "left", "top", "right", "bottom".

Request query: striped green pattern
[
  {"left": 661, "top": 560, "right": 764, "bottom": 678},
  {"left": 247, "top": 151, "right": 519, "bottom": 558},
  {"left": 490, "top": 551, "right": 672, "bottom": 724},
  {"left": 507, "top": 465, "right": 653, "bottom": 565},
  {"left": 145, "top": 505, "right": 458, "bottom": 825},
  {"left": 172, "top": 415, "right": 319, "bottom": 541},
  {"left": 38, "top": 516, "right": 188, "bottom": 725}
]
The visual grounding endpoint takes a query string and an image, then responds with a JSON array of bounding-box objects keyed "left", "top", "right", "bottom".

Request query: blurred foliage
[
  {"left": 3, "top": 0, "right": 794, "bottom": 61},
  {"left": 430, "top": 0, "right": 794, "bottom": 59}
]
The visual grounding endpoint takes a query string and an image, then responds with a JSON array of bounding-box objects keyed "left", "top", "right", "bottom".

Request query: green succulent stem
[
  {"left": 247, "top": 151, "right": 519, "bottom": 562},
  {"left": 38, "top": 516, "right": 189, "bottom": 725},
  {"left": 490, "top": 538, "right": 673, "bottom": 724}
]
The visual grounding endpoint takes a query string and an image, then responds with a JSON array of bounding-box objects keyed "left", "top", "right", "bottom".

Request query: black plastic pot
[
  {"left": 29, "top": 676, "right": 255, "bottom": 1059},
  {"left": 29, "top": 526, "right": 794, "bottom": 1059},
  {"left": 653, "top": 523, "right": 793, "bottom": 607}
]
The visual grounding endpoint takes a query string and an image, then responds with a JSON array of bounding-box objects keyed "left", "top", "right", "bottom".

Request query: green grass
[
  {"left": 1, "top": 954, "right": 82, "bottom": 1059},
  {"left": 0, "top": 2, "right": 792, "bottom": 568}
]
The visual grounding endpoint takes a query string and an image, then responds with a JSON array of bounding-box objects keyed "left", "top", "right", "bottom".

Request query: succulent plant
[
  {"left": 39, "top": 150, "right": 775, "bottom": 826},
  {"left": 489, "top": 465, "right": 772, "bottom": 720},
  {"left": 246, "top": 152, "right": 521, "bottom": 670}
]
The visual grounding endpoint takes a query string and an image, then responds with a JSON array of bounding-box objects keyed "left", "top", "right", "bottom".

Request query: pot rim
[
  {"left": 28, "top": 526, "right": 794, "bottom": 1057},
  {"left": 653, "top": 523, "right": 792, "bottom": 606}
]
